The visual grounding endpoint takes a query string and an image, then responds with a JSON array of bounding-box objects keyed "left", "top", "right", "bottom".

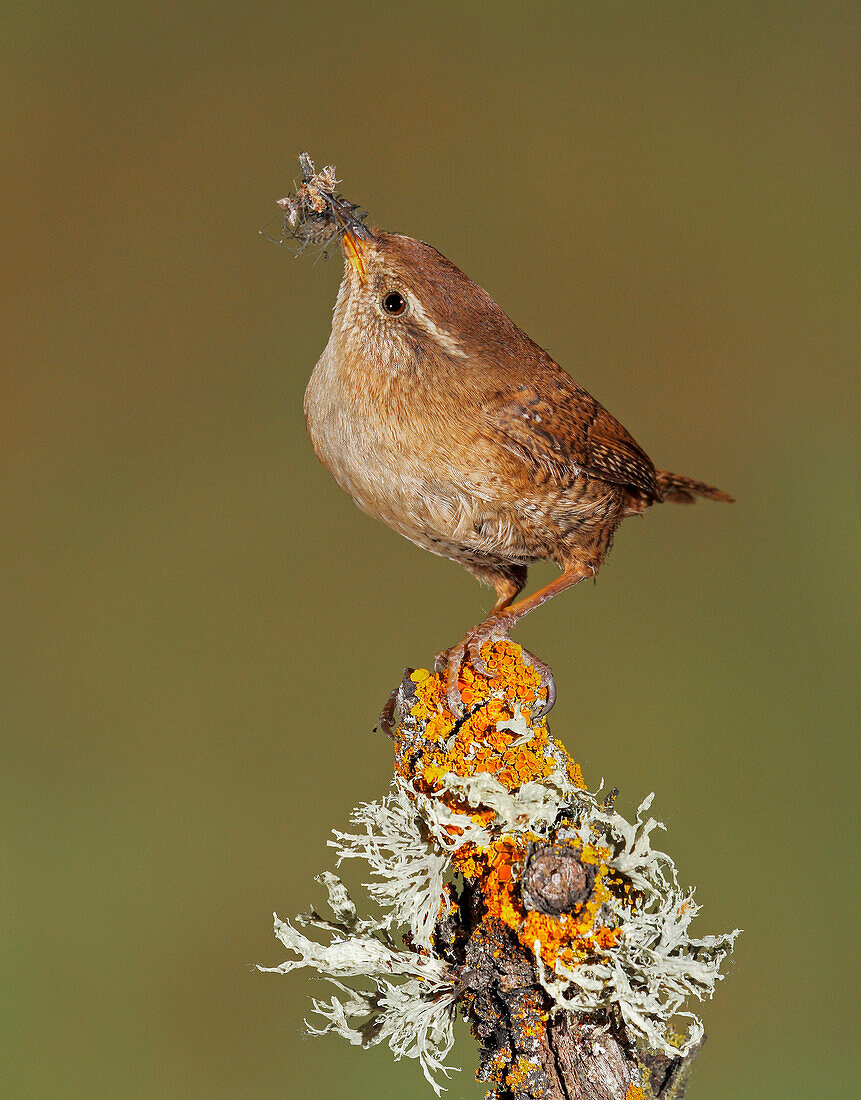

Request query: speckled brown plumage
[{"left": 302, "top": 229, "right": 732, "bottom": 712}]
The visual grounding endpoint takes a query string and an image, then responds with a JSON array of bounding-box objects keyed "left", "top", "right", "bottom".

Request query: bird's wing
[{"left": 483, "top": 372, "right": 660, "bottom": 499}]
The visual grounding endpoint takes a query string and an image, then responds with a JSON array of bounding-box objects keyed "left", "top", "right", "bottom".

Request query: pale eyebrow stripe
[{"left": 406, "top": 296, "right": 468, "bottom": 359}]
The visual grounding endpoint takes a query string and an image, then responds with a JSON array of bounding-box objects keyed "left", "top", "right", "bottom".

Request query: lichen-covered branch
[{"left": 259, "top": 644, "right": 739, "bottom": 1098}]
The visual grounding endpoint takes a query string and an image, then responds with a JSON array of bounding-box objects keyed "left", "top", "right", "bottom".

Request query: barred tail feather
[{"left": 656, "top": 470, "right": 734, "bottom": 504}]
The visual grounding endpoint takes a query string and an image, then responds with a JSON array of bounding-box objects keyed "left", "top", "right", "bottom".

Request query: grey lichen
[
  {"left": 535, "top": 789, "right": 740, "bottom": 1057},
  {"left": 257, "top": 869, "right": 458, "bottom": 1094},
  {"left": 259, "top": 661, "right": 739, "bottom": 1095},
  {"left": 328, "top": 779, "right": 481, "bottom": 950}
]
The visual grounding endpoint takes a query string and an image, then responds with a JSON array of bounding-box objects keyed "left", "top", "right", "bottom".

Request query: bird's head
[
  {"left": 267, "top": 153, "right": 522, "bottom": 374},
  {"left": 333, "top": 226, "right": 511, "bottom": 373}
]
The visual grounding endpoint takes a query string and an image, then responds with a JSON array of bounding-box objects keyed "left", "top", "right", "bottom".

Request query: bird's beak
[{"left": 342, "top": 229, "right": 370, "bottom": 282}]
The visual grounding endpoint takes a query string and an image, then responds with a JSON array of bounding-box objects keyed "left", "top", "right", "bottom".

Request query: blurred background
[{"left": 2, "top": 2, "right": 857, "bottom": 1097}]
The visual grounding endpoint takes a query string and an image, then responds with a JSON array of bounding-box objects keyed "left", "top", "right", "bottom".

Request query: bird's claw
[
  {"left": 521, "top": 650, "right": 556, "bottom": 718},
  {"left": 442, "top": 616, "right": 511, "bottom": 716},
  {"left": 446, "top": 644, "right": 469, "bottom": 716},
  {"left": 438, "top": 615, "right": 557, "bottom": 718},
  {"left": 464, "top": 613, "right": 512, "bottom": 678}
]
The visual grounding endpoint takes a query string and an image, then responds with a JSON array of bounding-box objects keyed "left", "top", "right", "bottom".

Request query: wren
[{"left": 279, "top": 158, "right": 732, "bottom": 715}]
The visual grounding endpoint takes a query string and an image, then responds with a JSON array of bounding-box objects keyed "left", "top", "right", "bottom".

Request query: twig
[{"left": 259, "top": 645, "right": 738, "bottom": 1098}]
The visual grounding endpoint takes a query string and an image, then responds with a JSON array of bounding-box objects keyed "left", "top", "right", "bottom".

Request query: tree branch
[{"left": 260, "top": 645, "right": 738, "bottom": 1099}]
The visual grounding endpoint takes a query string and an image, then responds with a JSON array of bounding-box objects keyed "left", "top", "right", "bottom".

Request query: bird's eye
[{"left": 381, "top": 291, "right": 407, "bottom": 316}]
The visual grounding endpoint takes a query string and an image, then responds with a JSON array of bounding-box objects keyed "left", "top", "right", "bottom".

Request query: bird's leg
[
  {"left": 466, "top": 574, "right": 529, "bottom": 677},
  {"left": 445, "top": 565, "right": 593, "bottom": 717},
  {"left": 435, "top": 567, "right": 525, "bottom": 688}
]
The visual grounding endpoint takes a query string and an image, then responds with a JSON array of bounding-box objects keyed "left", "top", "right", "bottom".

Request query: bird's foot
[
  {"left": 521, "top": 649, "right": 556, "bottom": 718},
  {"left": 433, "top": 641, "right": 469, "bottom": 716},
  {"left": 437, "top": 615, "right": 556, "bottom": 718}
]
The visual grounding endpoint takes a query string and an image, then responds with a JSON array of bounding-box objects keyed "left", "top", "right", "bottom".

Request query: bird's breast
[
  {"left": 304, "top": 345, "right": 451, "bottom": 539},
  {"left": 302, "top": 344, "right": 624, "bottom": 567}
]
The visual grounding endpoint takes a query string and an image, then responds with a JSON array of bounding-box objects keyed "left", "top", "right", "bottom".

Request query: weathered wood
[
  {"left": 392, "top": 665, "right": 706, "bottom": 1100},
  {"left": 442, "top": 893, "right": 701, "bottom": 1100},
  {"left": 266, "top": 653, "right": 732, "bottom": 1099}
]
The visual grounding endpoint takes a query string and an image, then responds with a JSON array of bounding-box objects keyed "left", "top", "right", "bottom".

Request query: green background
[{"left": 3, "top": 2, "right": 857, "bottom": 1097}]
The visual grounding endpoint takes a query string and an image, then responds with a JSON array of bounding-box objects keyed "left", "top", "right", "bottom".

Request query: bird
[{"left": 290, "top": 169, "right": 732, "bottom": 717}]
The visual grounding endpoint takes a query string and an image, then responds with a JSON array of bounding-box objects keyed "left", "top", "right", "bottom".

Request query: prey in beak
[{"left": 262, "top": 152, "right": 374, "bottom": 263}]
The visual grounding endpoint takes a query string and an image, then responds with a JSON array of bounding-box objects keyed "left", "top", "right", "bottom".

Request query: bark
[
  {"left": 389, "top": 667, "right": 704, "bottom": 1100},
  {"left": 442, "top": 899, "right": 701, "bottom": 1100}
]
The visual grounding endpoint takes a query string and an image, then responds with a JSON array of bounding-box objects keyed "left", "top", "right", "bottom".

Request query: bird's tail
[{"left": 656, "top": 470, "right": 734, "bottom": 504}]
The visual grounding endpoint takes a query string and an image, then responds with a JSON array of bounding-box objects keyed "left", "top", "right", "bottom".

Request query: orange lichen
[
  {"left": 399, "top": 641, "right": 587, "bottom": 800},
  {"left": 505, "top": 1054, "right": 538, "bottom": 1089},
  {"left": 398, "top": 644, "right": 623, "bottom": 982},
  {"left": 625, "top": 1086, "right": 646, "bottom": 1100},
  {"left": 449, "top": 833, "right": 620, "bottom": 970}
]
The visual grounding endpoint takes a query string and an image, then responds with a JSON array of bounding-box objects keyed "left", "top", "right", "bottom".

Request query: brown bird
[{"left": 286, "top": 164, "right": 731, "bottom": 715}]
